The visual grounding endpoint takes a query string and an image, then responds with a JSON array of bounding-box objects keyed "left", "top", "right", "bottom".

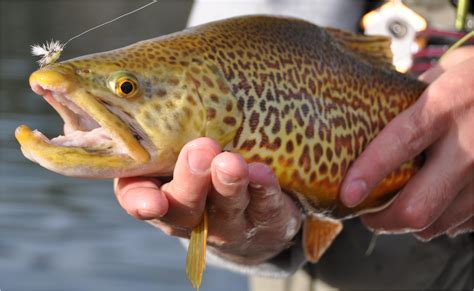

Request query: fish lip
[
  {"left": 15, "top": 124, "right": 136, "bottom": 178},
  {"left": 26, "top": 69, "right": 149, "bottom": 161}
]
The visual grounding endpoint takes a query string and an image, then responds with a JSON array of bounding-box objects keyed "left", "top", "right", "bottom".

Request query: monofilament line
[
  {"left": 63, "top": 0, "right": 158, "bottom": 46},
  {"left": 31, "top": 0, "right": 158, "bottom": 67}
]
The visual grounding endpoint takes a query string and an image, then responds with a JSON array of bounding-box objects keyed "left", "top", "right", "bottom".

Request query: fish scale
[
  {"left": 186, "top": 16, "right": 426, "bottom": 217},
  {"left": 16, "top": 15, "right": 427, "bottom": 290}
]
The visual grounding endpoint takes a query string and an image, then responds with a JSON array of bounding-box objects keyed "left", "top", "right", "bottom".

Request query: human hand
[
  {"left": 340, "top": 47, "right": 474, "bottom": 240},
  {"left": 114, "top": 138, "right": 302, "bottom": 264}
]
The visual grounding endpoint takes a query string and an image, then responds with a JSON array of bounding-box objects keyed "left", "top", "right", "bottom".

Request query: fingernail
[
  {"left": 342, "top": 179, "right": 367, "bottom": 207},
  {"left": 217, "top": 169, "right": 240, "bottom": 184},
  {"left": 188, "top": 150, "right": 212, "bottom": 174}
]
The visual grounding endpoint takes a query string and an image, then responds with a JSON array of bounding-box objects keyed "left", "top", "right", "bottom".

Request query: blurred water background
[{"left": 0, "top": 1, "right": 248, "bottom": 290}]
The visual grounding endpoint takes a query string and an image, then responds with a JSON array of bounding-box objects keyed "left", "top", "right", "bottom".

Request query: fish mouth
[{"left": 15, "top": 67, "right": 150, "bottom": 178}]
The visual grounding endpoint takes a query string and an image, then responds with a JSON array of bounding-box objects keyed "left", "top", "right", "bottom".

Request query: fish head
[{"left": 16, "top": 42, "right": 207, "bottom": 178}]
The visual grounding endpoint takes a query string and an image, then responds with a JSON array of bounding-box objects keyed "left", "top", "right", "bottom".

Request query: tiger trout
[{"left": 16, "top": 16, "right": 426, "bottom": 289}]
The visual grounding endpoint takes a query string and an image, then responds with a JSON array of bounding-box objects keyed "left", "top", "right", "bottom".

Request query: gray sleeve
[{"left": 181, "top": 231, "right": 307, "bottom": 278}]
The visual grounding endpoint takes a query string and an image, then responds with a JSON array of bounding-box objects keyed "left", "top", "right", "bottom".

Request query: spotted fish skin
[
  {"left": 17, "top": 16, "right": 426, "bottom": 218},
  {"left": 182, "top": 16, "right": 426, "bottom": 218}
]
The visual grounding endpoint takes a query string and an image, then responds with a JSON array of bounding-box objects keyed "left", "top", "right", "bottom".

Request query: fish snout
[{"left": 29, "top": 68, "right": 75, "bottom": 95}]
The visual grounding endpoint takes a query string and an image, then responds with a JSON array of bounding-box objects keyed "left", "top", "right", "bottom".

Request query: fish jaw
[
  {"left": 16, "top": 125, "right": 139, "bottom": 178},
  {"left": 15, "top": 66, "right": 158, "bottom": 178}
]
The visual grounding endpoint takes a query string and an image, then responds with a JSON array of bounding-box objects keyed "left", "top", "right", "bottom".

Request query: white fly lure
[
  {"left": 31, "top": 40, "right": 65, "bottom": 68},
  {"left": 31, "top": 0, "right": 158, "bottom": 67}
]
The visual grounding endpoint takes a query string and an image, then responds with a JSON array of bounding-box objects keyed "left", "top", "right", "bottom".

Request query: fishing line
[
  {"left": 364, "top": 232, "right": 378, "bottom": 256},
  {"left": 441, "top": 30, "right": 474, "bottom": 61},
  {"left": 63, "top": 0, "right": 158, "bottom": 47},
  {"left": 31, "top": 0, "right": 158, "bottom": 67}
]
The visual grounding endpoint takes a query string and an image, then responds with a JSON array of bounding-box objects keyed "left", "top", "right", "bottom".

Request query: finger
[
  {"left": 209, "top": 152, "right": 249, "bottom": 220},
  {"left": 418, "top": 47, "right": 474, "bottom": 84},
  {"left": 247, "top": 163, "right": 284, "bottom": 217},
  {"left": 339, "top": 71, "right": 466, "bottom": 208},
  {"left": 418, "top": 63, "right": 445, "bottom": 83},
  {"left": 114, "top": 177, "right": 167, "bottom": 220},
  {"left": 247, "top": 163, "right": 301, "bottom": 238},
  {"left": 439, "top": 46, "right": 474, "bottom": 69},
  {"left": 146, "top": 219, "right": 191, "bottom": 239},
  {"left": 447, "top": 217, "right": 474, "bottom": 238},
  {"left": 206, "top": 152, "right": 250, "bottom": 243},
  {"left": 415, "top": 182, "right": 474, "bottom": 241},
  {"left": 160, "top": 137, "right": 221, "bottom": 228},
  {"left": 361, "top": 132, "right": 468, "bottom": 232}
]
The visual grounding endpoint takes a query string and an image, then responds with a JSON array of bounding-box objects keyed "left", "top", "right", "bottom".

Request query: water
[{"left": 0, "top": 1, "right": 248, "bottom": 290}]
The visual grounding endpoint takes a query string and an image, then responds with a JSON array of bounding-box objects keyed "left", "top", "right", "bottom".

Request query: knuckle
[
  {"left": 400, "top": 111, "right": 426, "bottom": 154},
  {"left": 250, "top": 204, "right": 285, "bottom": 227},
  {"left": 426, "top": 76, "right": 469, "bottom": 119},
  {"left": 165, "top": 182, "right": 186, "bottom": 196},
  {"left": 216, "top": 205, "right": 246, "bottom": 220},
  {"left": 164, "top": 182, "right": 206, "bottom": 205},
  {"left": 228, "top": 202, "right": 247, "bottom": 216},
  {"left": 396, "top": 202, "right": 433, "bottom": 231},
  {"left": 396, "top": 177, "right": 452, "bottom": 231},
  {"left": 365, "top": 148, "right": 391, "bottom": 179},
  {"left": 217, "top": 177, "right": 249, "bottom": 197},
  {"left": 186, "top": 137, "right": 221, "bottom": 155}
]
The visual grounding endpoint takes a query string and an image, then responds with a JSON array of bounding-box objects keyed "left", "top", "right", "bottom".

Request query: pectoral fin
[
  {"left": 186, "top": 210, "right": 208, "bottom": 290},
  {"left": 303, "top": 215, "right": 342, "bottom": 262}
]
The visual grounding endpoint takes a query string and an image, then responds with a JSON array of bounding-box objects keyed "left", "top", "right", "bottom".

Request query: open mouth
[
  {"left": 17, "top": 67, "right": 150, "bottom": 166},
  {"left": 30, "top": 83, "right": 127, "bottom": 155}
]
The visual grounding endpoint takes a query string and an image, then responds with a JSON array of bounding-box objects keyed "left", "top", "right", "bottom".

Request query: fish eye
[
  {"left": 117, "top": 78, "right": 137, "bottom": 97},
  {"left": 108, "top": 71, "right": 140, "bottom": 98}
]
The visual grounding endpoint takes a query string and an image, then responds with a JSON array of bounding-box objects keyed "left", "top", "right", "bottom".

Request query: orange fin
[
  {"left": 186, "top": 210, "right": 208, "bottom": 290},
  {"left": 325, "top": 27, "right": 394, "bottom": 69},
  {"left": 303, "top": 215, "right": 343, "bottom": 263}
]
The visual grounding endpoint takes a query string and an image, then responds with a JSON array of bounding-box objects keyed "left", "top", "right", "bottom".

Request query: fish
[{"left": 15, "top": 15, "right": 427, "bottom": 289}]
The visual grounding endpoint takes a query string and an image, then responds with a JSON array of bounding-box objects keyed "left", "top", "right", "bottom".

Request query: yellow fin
[
  {"left": 186, "top": 210, "right": 208, "bottom": 290},
  {"left": 325, "top": 27, "right": 394, "bottom": 69},
  {"left": 303, "top": 215, "right": 342, "bottom": 263}
]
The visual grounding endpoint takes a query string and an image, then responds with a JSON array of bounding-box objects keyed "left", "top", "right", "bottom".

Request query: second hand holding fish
[{"left": 340, "top": 47, "right": 474, "bottom": 239}]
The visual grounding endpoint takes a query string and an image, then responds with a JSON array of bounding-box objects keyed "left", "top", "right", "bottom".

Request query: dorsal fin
[{"left": 325, "top": 27, "right": 394, "bottom": 69}]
